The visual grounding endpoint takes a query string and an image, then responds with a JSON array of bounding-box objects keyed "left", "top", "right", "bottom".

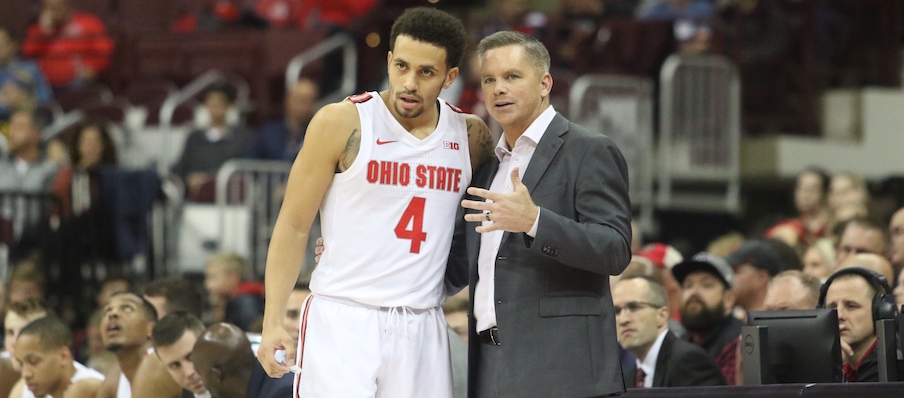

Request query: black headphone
[{"left": 818, "top": 267, "right": 897, "bottom": 323}]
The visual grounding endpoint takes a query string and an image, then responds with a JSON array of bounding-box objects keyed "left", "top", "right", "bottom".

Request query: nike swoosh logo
[{"left": 376, "top": 139, "right": 398, "bottom": 145}]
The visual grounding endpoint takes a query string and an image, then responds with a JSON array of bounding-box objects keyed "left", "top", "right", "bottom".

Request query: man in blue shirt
[
  {"left": 0, "top": 26, "right": 53, "bottom": 116},
  {"left": 247, "top": 78, "right": 319, "bottom": 162}
]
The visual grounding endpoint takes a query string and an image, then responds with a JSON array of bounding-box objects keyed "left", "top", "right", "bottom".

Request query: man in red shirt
[{"left": 21, "top": 0, "right": 113, "bottom": 88}]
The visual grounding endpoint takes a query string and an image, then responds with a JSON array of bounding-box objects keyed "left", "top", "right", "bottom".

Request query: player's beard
[
  {"left": 680, "top": 298, "right": 726, "bottom": 333},
  {"left": 393, "top": 90, "right": 425, "bottom": 119},
  {"left": 106, "top": 343, "right": 123, "bottom": 352}
]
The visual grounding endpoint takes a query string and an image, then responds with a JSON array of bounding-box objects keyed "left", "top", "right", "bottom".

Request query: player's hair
[
  {"left": 7, "top": 298, "right": 48, "bottom": 319},
  {"left": 152, "top": 312, "right": 205, "bottom": 348},
  {"left": 145, "top": 277, "right": 204, "bottom": 318},
  {"left": 18, "top": 315, "right": 73, "bottom": 349},
  {"left": 109, "top": 291, "right": 159, "bottom": 322},
  {"left": 477, "top": 31, "right": 551, "bottom": 74},
  {"left": 389, "top": 7, "right": 466, "bottom": 70}
]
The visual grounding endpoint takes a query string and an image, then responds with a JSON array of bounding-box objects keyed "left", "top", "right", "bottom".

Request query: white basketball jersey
[
  {"left": 23, "top": 361, "right": 104, "bottom": 398},
  {"left": 310, "top": 92, "right": 472, "bottom": 309}
]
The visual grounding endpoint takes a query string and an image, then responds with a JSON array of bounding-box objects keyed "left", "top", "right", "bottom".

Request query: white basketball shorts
[{"left": 293, "top": 294, "right": 453, "bottom": 398}]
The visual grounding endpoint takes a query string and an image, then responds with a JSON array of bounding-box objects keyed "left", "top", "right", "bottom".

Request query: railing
[
  {"left": 214, "top": 160, "right": 305, "bottom": 277},
  {"left": 285, "top": 33, "right": 357, "bottom": 106},
  {"left": 569, "top": 74, "right": 655, "bottom": 234},
  {"left": 0, "top": 190, "right": 56, "bottom": 278},
  {"left": 658, "top": 54, "right": 741, "bottom": 213}
]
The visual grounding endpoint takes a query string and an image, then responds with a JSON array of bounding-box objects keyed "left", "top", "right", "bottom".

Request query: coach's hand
[
  {"left": 259, "top": 325, "right": 295, "bottom": 377},
  {"left": 462, "top": 167, "right": 538, "bottom": 234}
]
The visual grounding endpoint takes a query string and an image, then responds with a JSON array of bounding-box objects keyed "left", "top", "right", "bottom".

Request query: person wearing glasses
[{"left": 613, "top": 275, "right": 725, "bottom": 388}]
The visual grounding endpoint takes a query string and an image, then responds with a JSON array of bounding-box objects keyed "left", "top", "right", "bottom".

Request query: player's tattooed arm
[
  {"left": 466, "top": 114, "right": 495, "bottom": 170},
  {"left": 337, "top": 128, "right": 360, "bottom": 172}
]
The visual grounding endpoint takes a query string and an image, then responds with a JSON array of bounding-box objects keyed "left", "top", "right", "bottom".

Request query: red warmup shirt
[{"left": 22, "top": 11, "right": 113, "bottom": 87}]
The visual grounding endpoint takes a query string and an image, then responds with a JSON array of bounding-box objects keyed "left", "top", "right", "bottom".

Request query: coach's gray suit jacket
[{"left": 448, "top": 113, "right": 632, "bottom": 398}]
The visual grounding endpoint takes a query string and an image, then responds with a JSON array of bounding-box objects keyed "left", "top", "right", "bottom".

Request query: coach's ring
[{"left": 485, "top": 212, "right": 491, "bottom": 222}]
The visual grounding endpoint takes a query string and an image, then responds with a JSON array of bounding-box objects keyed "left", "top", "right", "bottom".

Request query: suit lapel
[
  {"left": 520, "top": 113, "right": 567, "bottom": 193},
  {"left": 653, "top": 332, "right": 675, "bottom": 387}
]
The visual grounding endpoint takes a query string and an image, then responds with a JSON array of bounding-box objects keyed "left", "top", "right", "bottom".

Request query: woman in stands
[
  {"left": 51, "top": 119, "right": 119, "bottom": 323},
  {"left": 766, "top": 167, "right": 832, "bottom": 252}
]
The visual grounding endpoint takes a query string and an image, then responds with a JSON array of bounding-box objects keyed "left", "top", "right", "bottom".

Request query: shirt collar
[
  {"left": 637, "top": 329, "right": 669, "bottom": 383},
  {"left": 493, "top": 105, "right": 556, "bottom": 162}
]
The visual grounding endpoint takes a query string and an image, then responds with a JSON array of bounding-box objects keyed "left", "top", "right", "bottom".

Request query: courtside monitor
[{"left": 744, "top": 309, "right": 843, "bottom": 384}]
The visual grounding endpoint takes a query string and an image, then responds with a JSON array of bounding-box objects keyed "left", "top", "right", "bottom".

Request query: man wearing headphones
[{"left": 820, "top": 267, "right": 898, "bottom": 382}]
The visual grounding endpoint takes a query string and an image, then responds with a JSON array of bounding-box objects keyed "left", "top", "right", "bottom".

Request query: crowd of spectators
[{"left": 0, "top": 0, "right": 902, "bottom": 396}]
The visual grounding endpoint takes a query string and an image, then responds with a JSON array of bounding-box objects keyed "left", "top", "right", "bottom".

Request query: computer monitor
[{"left": 743, "top": 309, "right": 843, "bottom": 384}]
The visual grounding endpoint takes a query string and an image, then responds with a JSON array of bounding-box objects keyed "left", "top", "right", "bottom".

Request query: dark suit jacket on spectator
[{"left": 625, "top": 331, "right": 726, "bottom": 388}]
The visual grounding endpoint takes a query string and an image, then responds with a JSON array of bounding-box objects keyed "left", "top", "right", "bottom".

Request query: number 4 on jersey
[{"left": 395, "top": 197, "right": 427, "bottom": 253}]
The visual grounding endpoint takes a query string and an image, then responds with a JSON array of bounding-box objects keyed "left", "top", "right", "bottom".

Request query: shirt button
[{"left": 490, "top": 308, "right": 495, "bottom": 313}]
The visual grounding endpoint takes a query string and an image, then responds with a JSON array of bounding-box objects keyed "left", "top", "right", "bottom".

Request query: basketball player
[
  {"left": 257, "top": 7, "right": 494, "bottom": 397},
  {"left": 96, "top": 292, "right": 158, "bottom": 398},
  {"left": 9, "top": 316, "right": 104, "bottom": 398}
]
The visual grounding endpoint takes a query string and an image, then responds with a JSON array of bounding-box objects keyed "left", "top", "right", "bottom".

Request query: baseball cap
[
  {"left": 725, "top": 240, "right": 781, "bottom": 276},
  {"left": 635, "top": 243, "right": 684, "bottom": 269},
  {"left": 671, "top": 252, "right": 734, "bottom": 288}
]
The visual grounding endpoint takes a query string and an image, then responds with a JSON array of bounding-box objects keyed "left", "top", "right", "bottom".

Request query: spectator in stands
[
  {"left": 143, "top": 277, "right": 205, "bottom": 319},
  {"left": 0, "top": 109, "right": 57, "bottom": 192},
  {"left": 614, "top": 276, "right": 725, "bottom": 388},
  {"left": 7, "top": 258, "right": 46, "bottom": 304},
  {"left": 95, "top": 292, "right": 158, "bottom": 398},
  {"left": 204, "top": 253, "right": 264, "bottom": 331},
  {"left": 131, "top": 278, "right": 206, "bottom": 398},
  {"left": 835, "top": 219, "right": 889, "bottom": 268},
  {"left": 802, "top": 239, "right": 835, "bottom": 281},
  {"left": 763, "top": 270, "right": 820, "bottom": 311},
  {"left": 193, "top": 323, "right": 293, "bottom": 398},
  {"left": 248, "top": 78, "right": 319, "bottom": 162},
  {"left": 0, "top": 70, "right": 38, "bottom": 132},
  {"left": 51, "top": 119, "right": 118, "bottom": 319},
  {"left": 147, "top": 313, "right": 210, "bottom": 398},
  {"left": 888, "top": 207, "right": 904, "bottom": 275},
  {"left": 838, "top": 253, "right": 894, "bottom": 286},
  {"left": 672, "top": 252, "right": 741, "bottom": 385},
  {"left": 894, "top": 268, "right": 904, "bottom": 312},
  {"left": 829, "top": 172, "right": 870, "bottom": 216},
  {"left": 172, "top": 83, "right": 252, "bottom": 202},
  {"left": 766, "top": 167, "right": 832, "bottom": 249},
  {"left": 821, "top": 267, "right": 892, "bottom": 382},
  {"left": 725, "top": 240, "right": 782, "bottom": 315},
  {"left": 639, "top": 0, "right": 714, "bottom": 55},
  {"left": 21, "top": 0, "right": 113, "bottom": 89},
  {"left": 96, "top": 273, "right": 132, "bottom": 308},
  {"left": 475, "top": 0, "right": 549, "bottom": 40},
  {"left": 0, "top": 26, "right": 53, "bottom": 119},
  {"left": 8, "top": 316, "right": 104, "bottom": 398}
]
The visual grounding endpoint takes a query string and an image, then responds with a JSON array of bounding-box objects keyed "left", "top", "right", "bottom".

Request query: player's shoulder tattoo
[
  {"left": 338, "top": 128, "right": 360, "bottom": 173},
  {"left": 467, "top": 117, "right": 495, "bottom": 167}
]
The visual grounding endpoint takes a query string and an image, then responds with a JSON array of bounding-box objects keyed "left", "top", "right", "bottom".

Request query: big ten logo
[{"left": 444, "top": 141, "right": 460, "bottom": 151}]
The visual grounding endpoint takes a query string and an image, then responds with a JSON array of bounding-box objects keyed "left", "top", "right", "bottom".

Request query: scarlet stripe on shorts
[{"left": 294, "top": 295, "right": 314, "bottom": 398}]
